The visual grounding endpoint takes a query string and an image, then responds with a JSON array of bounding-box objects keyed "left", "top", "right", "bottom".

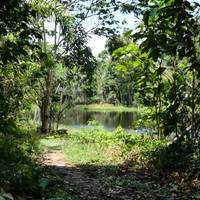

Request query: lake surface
[{"left": 61, "top": 109, "right": 142, "bottom": 132}]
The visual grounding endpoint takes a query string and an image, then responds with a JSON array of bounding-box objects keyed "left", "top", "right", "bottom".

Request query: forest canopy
[{"left": 0, "top": 0, "right": 200, "bottom": 199}]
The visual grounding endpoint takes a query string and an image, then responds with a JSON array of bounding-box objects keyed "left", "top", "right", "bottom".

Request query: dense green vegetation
[
  {"left": 39, "top": 127, "right": 200, "bottom": 199},
  {"left": 74, "top": 104, "right": 144, "bottom": 112},
  {"left": 0, "top": 0, "right": 200, "bottom": 199},
  {"left": 0, "top": 129, "right": 76, "bottom": 200}
]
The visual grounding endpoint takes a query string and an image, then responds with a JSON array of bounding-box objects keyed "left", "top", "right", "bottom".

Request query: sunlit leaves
[
  {"left": 0, "top": 0, "right": 40, "bottom": 134},
  {"left": 115, "top": 64, "right": 128, "bottom": 73},
  {"left": 135, "top": 0, "right": 200, "bottom": 65},
  {"left": 0, "top": 0, "right": 39, "bottom": 65},
  {"left": 112, "top": 43, "right": 149, "bottom": 72}
]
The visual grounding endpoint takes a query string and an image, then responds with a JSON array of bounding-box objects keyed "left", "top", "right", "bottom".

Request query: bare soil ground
[{"left": 42, "top": 150, "right": 174, "bottom": 200}]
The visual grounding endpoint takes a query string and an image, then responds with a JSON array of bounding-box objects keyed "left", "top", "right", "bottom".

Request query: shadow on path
[{"left": 42, "top": 150, "right": 168, "bottom": 200}]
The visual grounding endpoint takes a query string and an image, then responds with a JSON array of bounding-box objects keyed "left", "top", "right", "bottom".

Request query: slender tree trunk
[
  {"left": 33, "top": 108, "right": 38, "bottom": 122},
  {"left": 40, "top": 71, "right": 53, "bottom": 134},
  {"left": 157, "top": 59, "right": 162, "bottom": 139},
  {"left": 40, "top": 13, "right": 58, "bottom": 134},
  {"left": 40, "top": 19, "right": 49, "bottom": 134},
  {"left": 40, "top": 102, "right": 49, "bottom": 134},
  {"left": 192, "top": 69, "right": 196, "bottom": 138},
  {"left": 155, "top": 101, "right": 160, "bottom": 138},
  {"left": 172, "top": 57, "right": 178, "bottom": 137},
  {"left": 128, "top": 93, "right": 132, "bottom": 106},
  {"left": 48, "top": 16, "right": 57, "bottom": 131},
  {"left": 56, "top": 90, "right": 64, "bottom": 130}
]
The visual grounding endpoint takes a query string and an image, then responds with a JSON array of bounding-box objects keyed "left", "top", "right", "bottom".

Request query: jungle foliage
[{"left": 0, "top": 0, "right": 200, "bottom": 199}]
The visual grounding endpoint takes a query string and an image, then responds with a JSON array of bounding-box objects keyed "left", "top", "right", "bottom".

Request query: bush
[
  {"left": 149, "top": 139, "right": 200, "bottom": 178},
  {"left": 0, "top": 132, "right": 76, "bottom": 200}
]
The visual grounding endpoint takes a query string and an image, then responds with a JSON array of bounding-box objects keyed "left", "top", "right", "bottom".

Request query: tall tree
[
  {"left": 30, "top": 0, "right": 119, "bottom": 133},
  {"left": 31, "top": 0, "right": 78, "bottom": 133},
  {"left": 0, "top": 0, "right": 39, "bottom": 134},
  {"left": 133, "top": 0, "right": 200, "bottom": 138}
]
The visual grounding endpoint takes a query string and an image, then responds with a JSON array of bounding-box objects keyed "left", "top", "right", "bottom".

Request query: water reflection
[{"left": 61, "top": 110, "right": 141, "bottom": 130}]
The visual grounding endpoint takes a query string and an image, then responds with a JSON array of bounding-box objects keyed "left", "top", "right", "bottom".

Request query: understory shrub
[
  {"left": 149, "top": 139, "right": 200, "bottom": 178},
  {"left": 0, "top": 133, "right": 76, "bottom": 200}
]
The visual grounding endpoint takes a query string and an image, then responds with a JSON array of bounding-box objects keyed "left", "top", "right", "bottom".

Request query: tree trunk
[
  {"left": 40, "top": 101, "right": 49, "bottom": 134},
  {"left": 40, "top": 70, "right": 53, "bottom": 134},
  {"left": 128, "top": 92, "right": 133, "bottom": 106},
  {"left": 192, "top": 69, "right": 197, "bottom": 138}
]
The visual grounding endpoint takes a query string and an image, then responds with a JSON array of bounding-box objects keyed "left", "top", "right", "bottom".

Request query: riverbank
[
  {"left": 74, "top": 103, "right": 144, "bottom": 112},
  {"left": 1, "top": 125, "right": 199, "bottom": 200}
]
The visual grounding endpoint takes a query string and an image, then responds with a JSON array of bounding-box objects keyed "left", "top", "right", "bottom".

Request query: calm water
[{"left": 61, "top": 109, "right": 141, "bottom": 132}]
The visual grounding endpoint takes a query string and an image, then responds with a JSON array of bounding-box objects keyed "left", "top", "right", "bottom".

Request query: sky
[
  {"left": 44, "top": 10, "right": 137, "bottom": 56},
  {"left": 88, "top": 34, "right": 107, "bottom": 56},
  {"left": 87, "top": 0, "right": 200, "bottom": 56},
  {"left": 87, "top": 11, "right": 139, "bottom": 56},
  {"left": 45, "top": 0, "right": 200, "bottom": 57}
]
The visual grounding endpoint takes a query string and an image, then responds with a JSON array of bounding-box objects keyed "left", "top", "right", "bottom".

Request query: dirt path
[
  {"left": 42, "top": 150, "right": 174, "bottom": 200},
  {"left": 42, "top": 150, "right": 112, "bottom": 200}
]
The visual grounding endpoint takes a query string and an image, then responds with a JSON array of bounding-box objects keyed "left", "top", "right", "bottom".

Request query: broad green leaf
[
  {"left": 131, "top": 60, "right": 141, "bottom": 67},
  {"left": 2, "top": 194, "right": 14, "bottom": 200},
  {"left": 115, "top": 65, "right": 127, "bottom": 73},
  {"left": 123, "top": 30, "right": 132, "bottom": 37},
  {"left": 38, "top": 178, "right": 49, "bottom": 189}
]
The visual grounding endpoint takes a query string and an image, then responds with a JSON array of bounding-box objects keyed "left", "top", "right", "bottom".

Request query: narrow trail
[
  {"left": 42, "top": 150, "right": 171, "bottom": 200},
  {"left": 42, "top": 150, "right": 111, "bottom": 200}
]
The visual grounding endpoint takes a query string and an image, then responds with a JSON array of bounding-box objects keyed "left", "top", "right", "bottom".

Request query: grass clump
[{"left": 39, "top": 125, "right": 166, "bottom": 169}]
